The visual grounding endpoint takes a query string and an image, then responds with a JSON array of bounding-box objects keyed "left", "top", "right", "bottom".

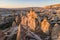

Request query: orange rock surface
[
  {"left": 27, "top": 9, "right": 37, "bottom": 31},
  {"left": 41, "top": 18, "right": 50, "bottom": 33}
]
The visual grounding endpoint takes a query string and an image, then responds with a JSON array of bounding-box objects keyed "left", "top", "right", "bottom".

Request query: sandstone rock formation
[
  {"left": 16, "top": 24, "right": 21, "bottom": 40},
  {"left": 41, "top": 18, "right": 50, "bottom": 34},
  {"left": 27, "top": 9, "right": 37, "bottom": 31},
  {"left": 21, "top": 16, "right": 27, "bottom": 26},
  {"left": 20, "top": 9, "right": 37, "bottom": 31}
]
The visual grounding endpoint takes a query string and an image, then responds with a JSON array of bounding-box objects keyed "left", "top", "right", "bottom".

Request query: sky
[{"left": 0, "top": 0, "right": 60, "bottom": 8}]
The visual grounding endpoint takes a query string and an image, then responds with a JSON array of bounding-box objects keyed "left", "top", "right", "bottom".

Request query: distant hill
[
  {"left": 45, "top": 4, "right": 60, "bottom": 9},
  {"left": 52, "top": 4, "right": 60, "bottom": 6}
]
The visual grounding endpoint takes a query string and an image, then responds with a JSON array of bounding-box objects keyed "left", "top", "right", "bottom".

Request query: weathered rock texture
[
  {"left": 41, "top": 18, "right": 50, "bottom": 34},
  {"left": 51, "top": 23, "right": 60, "bottom": 40}
]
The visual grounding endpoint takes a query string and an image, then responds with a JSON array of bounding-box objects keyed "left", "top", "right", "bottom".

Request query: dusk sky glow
[{"left": 0, "top": 0, "right": 60, "bottom": 8}]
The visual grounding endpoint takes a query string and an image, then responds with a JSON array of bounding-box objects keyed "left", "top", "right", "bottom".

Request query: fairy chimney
[
  {"left": 41, "top": 18, "right": 50, "bottom": 34},
  {"left": 29, "top": 9, "right": 37, "bottom": 18},
  {"left": 27, "top": 9, "right": 37, "bottom": 31},
  {"left": 21, "top": 16, "right": 27, "bottom": 26}
]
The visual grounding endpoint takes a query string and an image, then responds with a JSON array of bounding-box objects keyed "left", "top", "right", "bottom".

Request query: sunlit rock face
[
  {"left": 29, "top": 9, "right": 37, "bottom": 19},
  {"left": 51, "top": 23, "right": 60, "bottom": 40},
  {"left": 20, "top": 9, "right": 37, "bottom": 31},
  {"left": 28, "top": 17, "right": 36, "bottom": 31},
  {"left": 21, "top": 16, "right": 27, "bottom": 26},
  {"left": 41, "top": 18, "right": 50, "bottom": 34},
  {"left": 27, "top": 9, "right": 37, "bottom": 31},
  {"left": 16, "top": 24, "right": 21, "bottom": 40},
  {"left": 16, "top": 24, "right": 27, "bottom": 40}
]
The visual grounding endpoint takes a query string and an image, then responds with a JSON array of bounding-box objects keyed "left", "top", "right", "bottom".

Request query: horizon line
[{"left": 0, "top": 3, "right": 60, "bottom": 8}]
